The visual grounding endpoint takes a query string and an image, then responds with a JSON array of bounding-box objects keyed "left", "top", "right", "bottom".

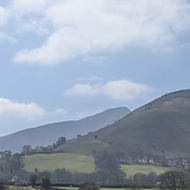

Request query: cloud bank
[
  {"left": 0, "top": 0, "right": 190, "bottom": 65},
  {"left": 0, "top": 97, "right": 67, "bottom": 120}
]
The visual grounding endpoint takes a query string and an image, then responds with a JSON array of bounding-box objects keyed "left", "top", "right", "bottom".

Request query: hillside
[
  {"left": 0, "top": 107, "right": 130, "bottom": 152},
  {"left": 57, "top": 90, "right": 190, "bottom": 158}
]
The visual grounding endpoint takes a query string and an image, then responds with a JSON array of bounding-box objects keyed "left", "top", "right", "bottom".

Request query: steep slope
[
  {"left": 58, "top": 90, "right": 190, "bottom": 158},
  {"left": 0, "top": 107, "right": 130, "bottom": 152}
]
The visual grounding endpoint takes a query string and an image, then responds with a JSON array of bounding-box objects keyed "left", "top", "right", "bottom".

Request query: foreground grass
[
  {"left": 7, "top": 187, "right": 133, "bottom": 190},
  {"left": 58, "top": 188, "right": 126, "bottom": 190},
  {"left": 8, "top": 187, "right": 37, "bottom": 190},
  {"left": 24, "top": 153, "right": 170, "bottom": 176},
  {"left": 7, "top": 187, "right": 162, "bottom": 190},
  {"left": 8, "top": 186, "right": 161, "bottom": 190},
  {"left": 57, "top": 188, "right": 158, "bottom": 190}
]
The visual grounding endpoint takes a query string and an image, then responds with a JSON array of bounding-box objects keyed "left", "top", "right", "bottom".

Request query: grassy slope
[
  {"left": 23, "top": 153, "right": 170, "bottom": 176},
  {"left": 61, "top": 140, "right": 109, "bottom": 155}
]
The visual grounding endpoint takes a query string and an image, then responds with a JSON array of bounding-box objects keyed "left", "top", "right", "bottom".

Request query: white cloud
[
  {"left": 0, "top": 32, "right": 16, "bottom": 42},
  {"left": 0, "top": 6, "right": 13, "bottom": 42},
  {"left": 65, "top": 80, "right": 153, "bottom": 102},
  {"left": 10, "top": 0, "right": 48, "bottom": 15},
  {"left": 14, "top": 28, "right": 91, "bottom": 65},
  {"left": 5, "top": 0, "right": 52, "bottom": 36},
  {"left": 65, "top": 84, "right": 100, "bottom": 97},
  {"left": 9, "top": 0, "right": 190, "bottom": 65},
  {"left": 15, "top": 20, "right": 49, "bottom": 35},
  {"left": 0, "top": 6, "right": 9, "bottom": 26},
  {"left": 0, "top": 97, "right": 67, "bottom": 120},
  {"left": 103, "top": 80, "right": 152, "bottom": 101}
]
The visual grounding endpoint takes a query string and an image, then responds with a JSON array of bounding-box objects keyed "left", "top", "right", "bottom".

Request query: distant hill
[
  {"left": 0, "top": 107, "right": 130, "bottom": 152},
  {"left": 57, "top": 90, "right": 190, "bottom": 158}
]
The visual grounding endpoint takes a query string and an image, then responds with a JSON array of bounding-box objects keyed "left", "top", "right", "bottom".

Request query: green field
[
  {"left": 121, "top": 164, "right": 170, "bottom": 176},
  {"left": 23, "top": 153, "right": 95, "bottom": 173},
  {"left": 23, "top": 153, "right": 170, "bottom": 176}
]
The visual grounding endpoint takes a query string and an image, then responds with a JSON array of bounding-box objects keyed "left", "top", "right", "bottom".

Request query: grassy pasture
[
  {"left": 23, "top": 153, "right": 95, "bottom": 173},
  {"left": 23, "top": 153, "right": 170, "bottom": 176},
  {"left": 121, "top": 164, "right": 170, "bottom": 176}
]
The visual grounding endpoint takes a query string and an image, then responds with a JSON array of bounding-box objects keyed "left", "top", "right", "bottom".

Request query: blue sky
[{"left": 0, "top": 0, "right": 190, "bottom": 136}]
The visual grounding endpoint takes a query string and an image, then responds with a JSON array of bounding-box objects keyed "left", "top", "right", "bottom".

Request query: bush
[
  {"left": 79, "top": 182, "right": 99, "bottom": 190},
  {"left": 0, "top": 182, "right": 6, "bottom": 190}
]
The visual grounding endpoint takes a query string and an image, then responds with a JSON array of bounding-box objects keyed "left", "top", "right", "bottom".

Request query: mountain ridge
[
  {"left": 0, "top": 107, "right": 130, "bottom": 152},
  {"left": 57, "top": 89, "right": 190, "bottom": 159}
]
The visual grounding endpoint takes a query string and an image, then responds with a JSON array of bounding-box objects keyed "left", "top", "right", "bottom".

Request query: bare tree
[{"left": 160, "top": 171, "right": 190, "bottom": 190}]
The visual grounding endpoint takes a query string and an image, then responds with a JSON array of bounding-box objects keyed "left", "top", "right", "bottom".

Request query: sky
[{"left": 0, "top": 0, "right": 190, "bottom": 136}]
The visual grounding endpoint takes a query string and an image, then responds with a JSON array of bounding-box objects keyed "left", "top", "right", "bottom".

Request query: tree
[
  {"left": 93, "top": 148, "right": 126, "bottom": 184},
  {"left": 53, "top": 137, "right": 66, "bottom": 149},
  {"left": 22, "top": 145, "right": 33, "bottom": 155},
  {"left": 0, "top": 152, "right": 4, "bottom": 160},
  {"left": 57, "top": 137, "right": 66, "bottom": 146},
  {"left": 34, "top": 167, "right": 38, "bottom": 173},
  {"left": 13, "top": 153, "right": 21, "bottom": 160},
  {"left": 3, "top": 150, "right": 12, "bottom": 161},
  {"left": 29, "top": 174, "right": 37, "bottom": 187},
  {"left": 54, "top": 169, "right": 72, "bottom": 182},
  {"left": 146, "top": 172, "right": 158, "bottom": 187},
  {"left": 7, "top": 157, "right": 24, "bottom": 175},
  {"left": 41, "top": 177, "right": 51, "bottom": 190},
  {"left": 160, "top": 171, "right": 190, "bottom": 190},
  {"left": 133, "top": 173, "right": 147, "bottom": 188},
  {"left": 39, "top": 171, "right": 51, "bottom": 180}
]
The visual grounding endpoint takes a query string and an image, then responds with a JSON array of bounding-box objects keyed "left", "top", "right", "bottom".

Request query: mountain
[
  {"left": 0, "top": 107, "right": 130, "bottom": 152},
  {"left": 57, "top": 90, "right": 190, "bottom": 158}
]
